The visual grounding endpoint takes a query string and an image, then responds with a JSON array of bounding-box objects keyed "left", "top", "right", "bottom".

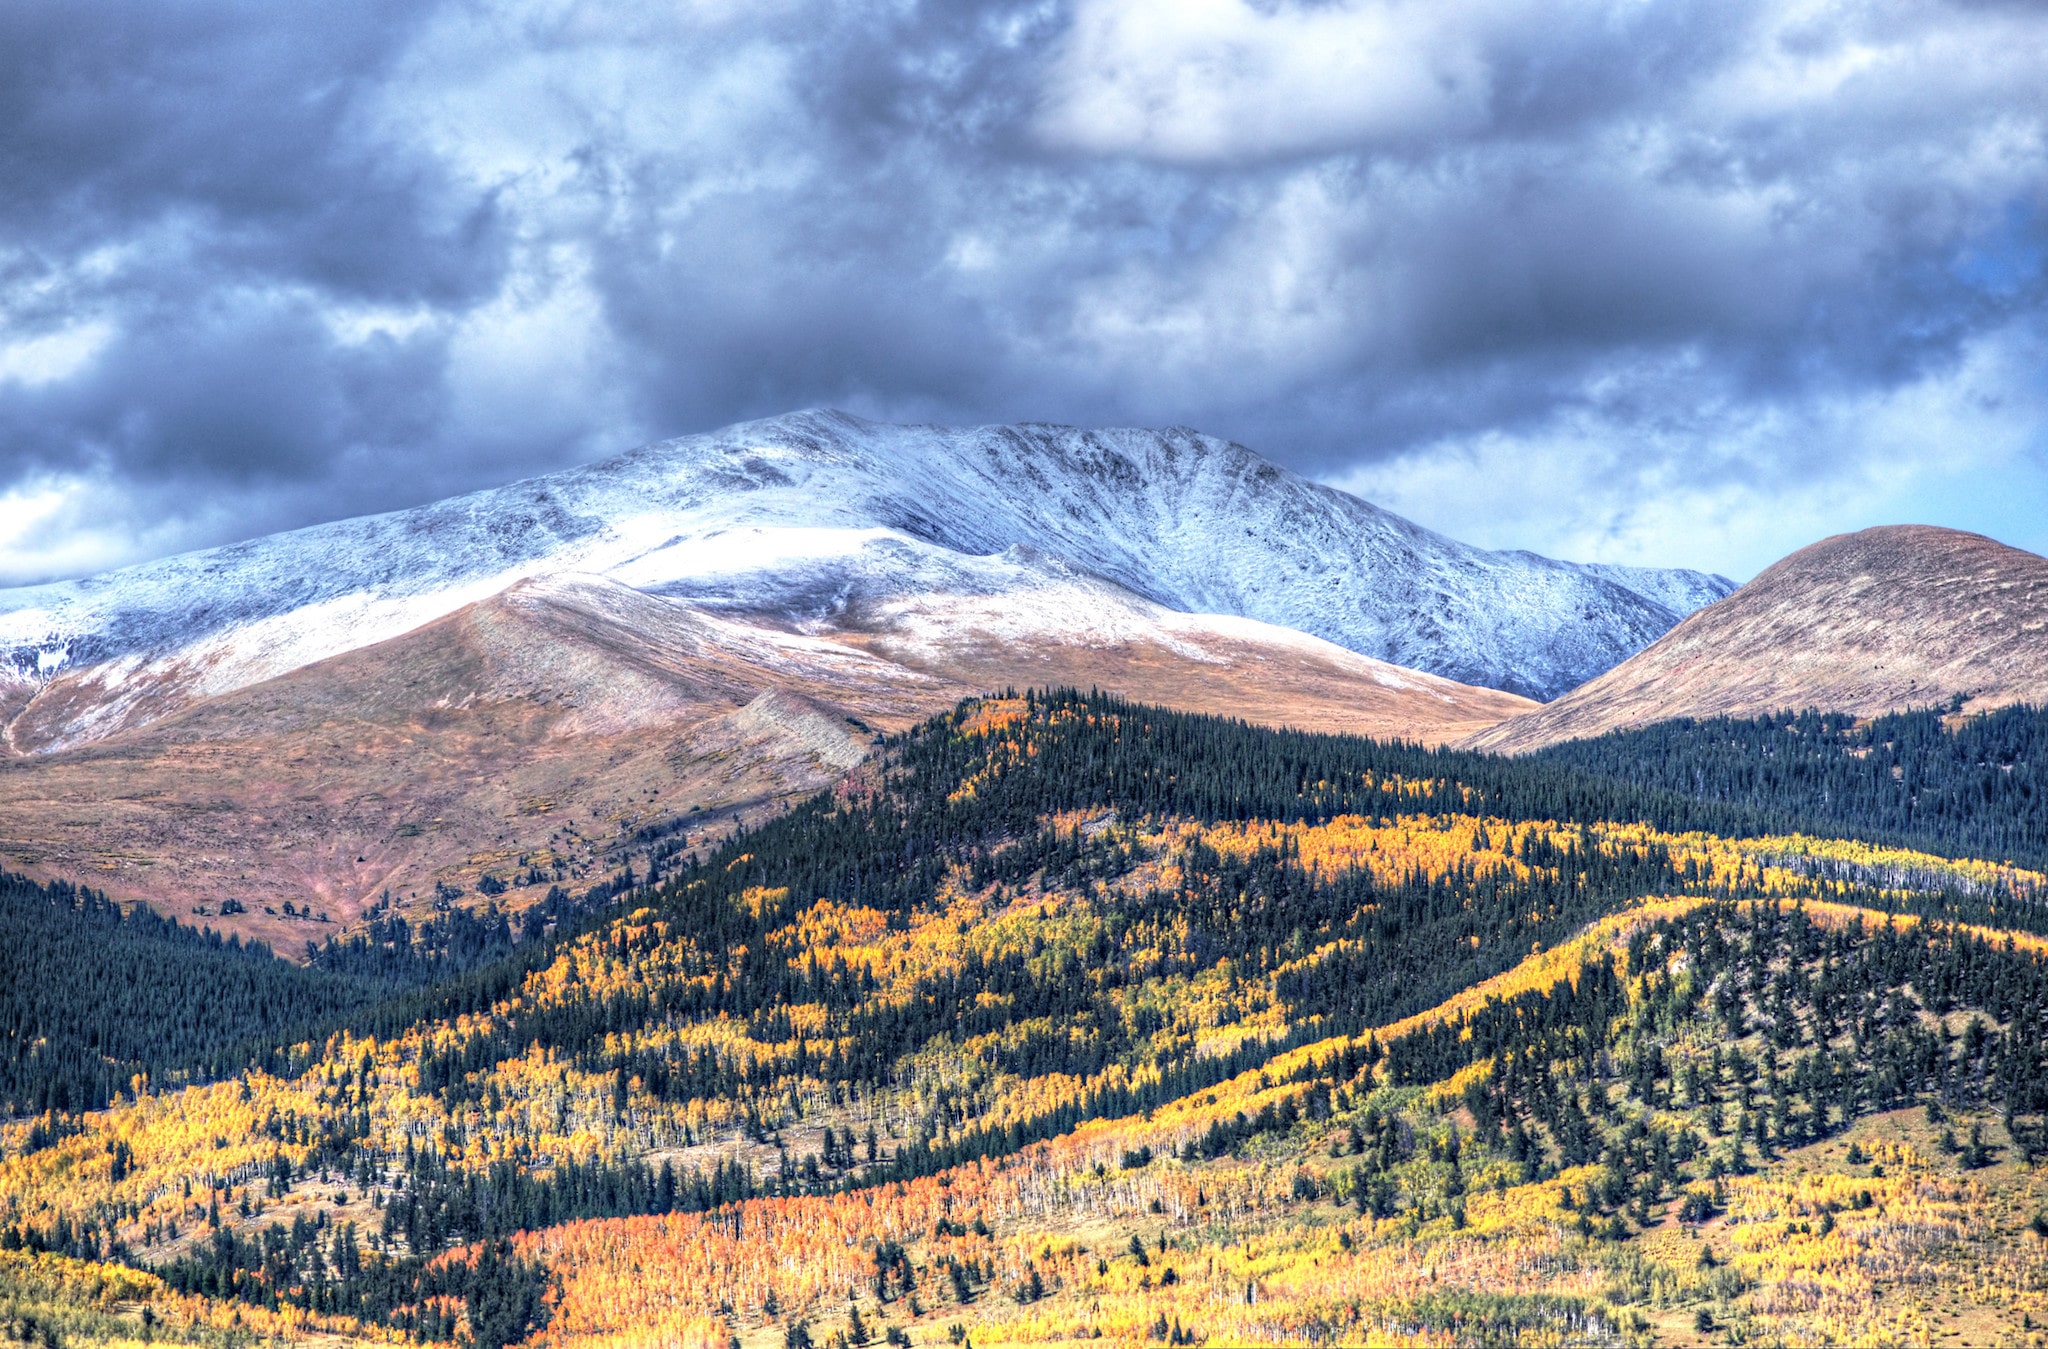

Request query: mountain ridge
[{"left": 0, "top": 409, "right": 1732, "bottom": 756}]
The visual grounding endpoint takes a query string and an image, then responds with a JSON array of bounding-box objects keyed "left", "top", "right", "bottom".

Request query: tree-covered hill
[
  {"left": 2, "top": 690, "right": 2046, "bottom": 1348},
  {"left": 10, "top": 690, "right": 2041, "bottom": 1131},
  {"left": 527, "top": 897, "right": 2048, "bottom": 1348}
]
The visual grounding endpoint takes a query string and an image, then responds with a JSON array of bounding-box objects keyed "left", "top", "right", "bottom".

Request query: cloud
[
  {"left": 0, "top": 0, "right": 2044, "bottom": 585},
  {"left": 1037, "top": 0, "right": 1504, "bottom": 162},
  {"left": 1331, "top": 316, "right": 2048, "bottom": 577}
]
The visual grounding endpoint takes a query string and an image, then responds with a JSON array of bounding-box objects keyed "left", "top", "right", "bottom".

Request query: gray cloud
[
  {"left": 0, "top": 1, "right": 493, "bottom": 300},
  {"left": 1, "top": 0, "right": 2045, "bottom": 585}
]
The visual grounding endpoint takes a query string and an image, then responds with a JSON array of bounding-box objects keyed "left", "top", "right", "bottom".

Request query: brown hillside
[
  {"left": 1464, "top": 524, "right": 2048, "bottom": 754},
  {"left": 0, "top": 575, "right": 1529, "bottom": 945}
]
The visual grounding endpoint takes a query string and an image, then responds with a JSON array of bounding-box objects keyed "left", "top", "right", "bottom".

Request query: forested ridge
[
  {"left": 1536, "top": 704, "right": 2048, "bottom": 868},
  {"left": 0, "top": 870, "right": 394, "bottom": 1116},
  {"left": 10, "top": 690, "right": 2040, "bottom": 1125},
  {"left": 2, "top": 689, "right": 2046, "bottom": 1348}
]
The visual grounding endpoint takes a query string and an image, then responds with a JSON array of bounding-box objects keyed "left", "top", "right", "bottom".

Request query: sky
[{"left": 1, "top": 0, "right": 2045, "bottom": 588}]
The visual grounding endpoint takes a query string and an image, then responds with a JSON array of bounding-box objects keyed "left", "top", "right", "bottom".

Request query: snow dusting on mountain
[{"left": 0, "top": 409, "right": 1732, "bottom": 749}]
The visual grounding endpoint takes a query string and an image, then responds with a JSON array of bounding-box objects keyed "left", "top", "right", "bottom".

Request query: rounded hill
[{"left": 1464, "top": 525, "right": 2048, "bottom": 753}]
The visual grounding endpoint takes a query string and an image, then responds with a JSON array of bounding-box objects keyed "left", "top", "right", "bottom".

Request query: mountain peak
[
  {"left": 0, "top": 413, "right": 1729, "bottom": 754},
  {"left": 1764, "top": 522, "right": 2022, "bottom": 580}
]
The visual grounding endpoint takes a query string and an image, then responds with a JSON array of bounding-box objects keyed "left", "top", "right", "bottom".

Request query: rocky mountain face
[{"left": 1464, "top": 525, "right": 2048, "bottom": 754}]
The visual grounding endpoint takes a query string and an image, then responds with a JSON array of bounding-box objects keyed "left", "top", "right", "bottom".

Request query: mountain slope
[
  {"left": 0, "top": 573, "right": 1531, "bottom": 935},
  {"left": 1464, "top": 525, "right": 2048, "bottom": 754},
  {"left": 0, "top": 574, "right": 949, "bottom": 942},
  {"left": 0, "top": 411, "right": 1730, "bottom": 758}
]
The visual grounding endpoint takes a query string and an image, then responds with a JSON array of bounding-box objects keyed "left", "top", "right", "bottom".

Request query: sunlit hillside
[{"left": 3, "top": 692, "right": 2046, "bottom": 1347}]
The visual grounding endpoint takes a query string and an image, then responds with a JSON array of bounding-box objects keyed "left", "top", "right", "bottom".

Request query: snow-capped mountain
[{"left": 0, "top": 409, "right": 1731, "bottom": 754}]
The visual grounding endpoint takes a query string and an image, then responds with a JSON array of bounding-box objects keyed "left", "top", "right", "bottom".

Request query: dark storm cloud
[
  {"left": 0, "top": 289, "right": 449, "bottom": 482},
  {"left": 1, "top": 0, "right": 2045, "bottom": 582},
  {"left": 0, "top": 1, "right": 496, "bottom": 303},
  {"left": 0, "top": 0, "right": 501, "bottom": 532}
]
